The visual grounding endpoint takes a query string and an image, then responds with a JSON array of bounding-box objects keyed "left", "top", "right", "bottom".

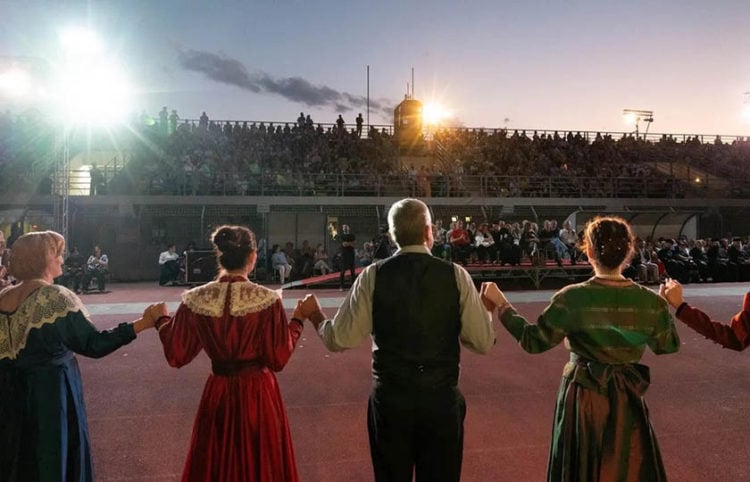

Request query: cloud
[{"left": 178, "top": 48, "right": 393, "bottom": 116}]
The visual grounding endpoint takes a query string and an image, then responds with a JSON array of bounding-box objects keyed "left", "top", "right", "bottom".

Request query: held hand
[
  {"left": 481, "top": 282, "right": 508, "bottom": 310},
  {"left": 292, "top": 299, "right": 306, "bottom": 321},
  {"left": 659, "top": 279, "right": 683, "bottom": 309},
  {"left": 299, "top": 294, "right": 323, "bottom": 319}
]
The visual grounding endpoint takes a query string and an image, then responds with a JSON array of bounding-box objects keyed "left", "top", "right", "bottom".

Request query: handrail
[{"left": 60, "top": 169, "right": 741, "bottom": 199}]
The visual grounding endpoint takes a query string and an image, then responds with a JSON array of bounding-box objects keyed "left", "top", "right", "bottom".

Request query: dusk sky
[{"left": 3, "top": 0, "right": 750, "bottom": 135}]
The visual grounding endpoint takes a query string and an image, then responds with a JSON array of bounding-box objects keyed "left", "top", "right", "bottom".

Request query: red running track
[{"left": 77, "top": 282, "right": 750, "bottom": 481}]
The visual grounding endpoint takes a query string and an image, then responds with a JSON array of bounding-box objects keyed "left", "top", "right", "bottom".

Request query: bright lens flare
[
  {"left": 56, "top": 61, "right": 132, "bottom": 124},
  {"left": 0, "top": 68, "right": 32, "bottom": 98},
  {"left": 623, "top": 112, "right": 637, "bottom": 125},
  {"left": 60, "top": 27, "right": 104, "bottom": 57},
  {"left": 743, "top": 104, "right": 750, "bottom": 122},
  {"left": 422, "top": 102, "right": 450, "bottom": 125}
]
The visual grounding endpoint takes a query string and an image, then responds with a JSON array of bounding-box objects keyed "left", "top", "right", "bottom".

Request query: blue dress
[{"left": 0, "top": 284, "right": 136, "bottom": 482}]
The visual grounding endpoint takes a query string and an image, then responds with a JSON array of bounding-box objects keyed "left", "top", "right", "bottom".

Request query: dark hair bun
[{"left": 212, "top": 227, "right": 237, "bottom": 253}]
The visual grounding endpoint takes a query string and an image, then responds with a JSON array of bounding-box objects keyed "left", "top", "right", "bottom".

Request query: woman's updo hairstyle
[
  {"left": 211, "top": 225, "right": 257, "bottom": 272},
  {"left": 582, "top": 216, "right": 635, "bottom": 271}
]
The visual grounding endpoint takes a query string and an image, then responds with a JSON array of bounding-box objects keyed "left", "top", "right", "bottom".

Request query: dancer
[
  {"left": 295, "top": 198, "right": 495, "bottom": 482},
  {"left": 483, "top": 216, "right": 680, "bottom": 481},
  {"left": 155, "top": 225, "right": 302, "bottom": 482},
  {"left": 0, "top": 231, "right": 161, "bottom": 482}
]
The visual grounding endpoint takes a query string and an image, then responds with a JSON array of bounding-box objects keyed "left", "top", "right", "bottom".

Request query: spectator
[
  {"left": 62, "top": 246, "right": 86, "bottom": 293},
  {"left": 337, "top": 224, "right": 357, "bottom": 290},
  {"left": 271, "top": 244, "right": 292, "bottom": 284},
  {"left": 356, "top": 113, "right": 363, "bottom": 137},
  {"left": 82, "top": 245, "right": 109, "bottom": 293},
  {"left": 158, "top": 243, "right": 181, "bottom": 286}
]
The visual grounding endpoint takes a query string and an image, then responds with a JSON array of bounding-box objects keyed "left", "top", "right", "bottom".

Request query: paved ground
[{"left": 77, "top": 281, "right": 750, "bottom": 481}]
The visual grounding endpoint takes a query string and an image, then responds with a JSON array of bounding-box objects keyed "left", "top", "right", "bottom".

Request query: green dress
[
  {"left": 500, "top": 277, "right": 680, "bottom": 482},
  {"left": 0, "top": 284, "right": 136, "bottom": 482}
]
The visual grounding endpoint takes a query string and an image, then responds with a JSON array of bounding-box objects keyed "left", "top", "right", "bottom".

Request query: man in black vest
[{"left": 294, "top": 198, "right": 495, "bottom": 482}]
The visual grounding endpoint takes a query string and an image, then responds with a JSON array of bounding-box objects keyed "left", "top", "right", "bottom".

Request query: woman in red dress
[{"left": 155, "top": 225, "right": 303, "bottom": 482}]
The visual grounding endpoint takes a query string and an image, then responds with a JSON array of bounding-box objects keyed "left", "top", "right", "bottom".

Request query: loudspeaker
[{"left": 185, "top": 250, "right": 217, "bottom": 284}]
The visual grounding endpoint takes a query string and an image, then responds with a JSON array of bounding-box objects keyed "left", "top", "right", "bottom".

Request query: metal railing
[{"left": 65, "top": 168, "right": 712, "bottom": 199}]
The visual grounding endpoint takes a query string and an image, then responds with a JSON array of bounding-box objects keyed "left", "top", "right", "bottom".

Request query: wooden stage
[{"left": 280, "top": 260, "right": 593, "bottom": 290}]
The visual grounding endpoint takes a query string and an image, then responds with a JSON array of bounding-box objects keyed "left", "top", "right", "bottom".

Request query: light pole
[{"left": 622, "top": 109, "right": 654, "bottom": 139}]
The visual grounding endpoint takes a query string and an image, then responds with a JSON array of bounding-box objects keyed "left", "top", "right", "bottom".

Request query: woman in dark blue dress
[{"left": 0, "top": 231, "right": 162, "bottom": 481}]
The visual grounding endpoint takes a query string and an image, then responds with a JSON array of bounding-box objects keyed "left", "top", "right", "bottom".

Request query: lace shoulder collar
[
  {"left": 0, "top": 284, "right": 89, "bottom": 361},
  {"left": 181, "top": 281, "right": 279, "bottom": 317}
]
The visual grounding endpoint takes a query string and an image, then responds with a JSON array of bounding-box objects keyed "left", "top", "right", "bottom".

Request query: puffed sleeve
[
  {"left": 158, "top": 303, "right": 204, "bottom": 367},
  {"left": 262, "top": 299, "right": 302, "bottom": 372}
]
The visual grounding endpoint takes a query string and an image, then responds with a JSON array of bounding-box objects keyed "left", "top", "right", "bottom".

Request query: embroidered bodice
[
  {"left": 181, "top": 278, "right": 280, "bottom": 317},
  {"left": 0, "top": 284, "right": 89, "bottom": 360}
]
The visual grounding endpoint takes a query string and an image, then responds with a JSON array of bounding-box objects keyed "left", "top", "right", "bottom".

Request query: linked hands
[
  {"left": 480, "top": 282, "right": 509, "bottom": 312},
  {"left": 134, "top": 302, "right": 169, "bottom": 333},
  {"left": 293, "top": 294, "right": 325, "bottom": 329},
  {"left": 659, "top": 278, "right": 684, "bottom": 309}
]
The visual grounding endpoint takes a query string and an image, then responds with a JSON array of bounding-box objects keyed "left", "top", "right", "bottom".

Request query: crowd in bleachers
[{"left": 2, "top": 109, "right": 750, "bottom": 197}]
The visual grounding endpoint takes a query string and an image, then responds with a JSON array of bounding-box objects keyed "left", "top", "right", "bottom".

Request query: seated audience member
[
  {"left": 271, "top": 244, "right": 292, "bottom": 284},
  {"left": 558, "top": 221, "right": 579, "bottom": 265},
  {"left": 313, "top": 244, "right": 331, "bottom": 275},
  {"left": 159, "top": 243, "right": 181, "bottom": 286},
  {"left": 449, "top": 220, "right": 470, "bottom": 265},
  {"left": 63, "top": 246, "right": 86, "bottom": 293},
  {"left": 474, "top": 223, "right": 496, "bottom": 263},
  {"left": 635, "top": 239, "right": 659, "bottom": 283},
  {"left": 82, "top": 245, "right": 109, "bottom": 293}
]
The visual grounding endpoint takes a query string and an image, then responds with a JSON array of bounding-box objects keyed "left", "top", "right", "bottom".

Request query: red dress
[{"left": 158, "top": 275, "right": 302, "bottom": 482}]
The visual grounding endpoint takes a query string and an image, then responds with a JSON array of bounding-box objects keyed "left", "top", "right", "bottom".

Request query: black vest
[{"left": 372, "top": 253, "right": 461, "bottom": 389}]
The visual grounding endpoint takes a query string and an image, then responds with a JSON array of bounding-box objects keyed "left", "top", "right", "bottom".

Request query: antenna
[{"left": 411, "top": 67, "right": 415, "bottom": 98}]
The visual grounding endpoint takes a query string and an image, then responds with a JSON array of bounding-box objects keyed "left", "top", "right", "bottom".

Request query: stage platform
[{"left": 280, "top": 260, "right": 593, "bottom": 290}]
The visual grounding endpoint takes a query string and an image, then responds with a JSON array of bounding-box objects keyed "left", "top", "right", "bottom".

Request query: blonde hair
[{"left": 9, "top": 231, "right": 65, "bottom": 281}]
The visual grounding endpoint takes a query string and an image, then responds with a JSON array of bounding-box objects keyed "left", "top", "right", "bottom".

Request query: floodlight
[
  {"left": 0, "top": 68, "right": 32, "bottom": 98},
  {"left": 622, "top": 109, "right": 654, "bottom": 137},
  {"left": 59, "top": 27, "right": 104, "bottom": 57},
  {"left": 55, "top": 59, "right": 132, "bottom": 124}
]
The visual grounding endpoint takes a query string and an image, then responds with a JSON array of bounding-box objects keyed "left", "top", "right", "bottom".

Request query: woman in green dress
[
  {"left": 0, "top": 231, "right": 163, "bottom": 482},
  {"left": 483, "top": 216, "right": 680, "bottom": 482}
]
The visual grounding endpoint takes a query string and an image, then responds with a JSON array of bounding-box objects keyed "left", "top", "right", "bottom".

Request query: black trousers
[
  {"left": 367, "top": 384, "right": 466, "bottom": 482},
  {"left": 339, "top": 255, "right": 356, "bottom": 288},
  {"left": 159, "top": 260, "right": 180, "bottom": 285}
]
